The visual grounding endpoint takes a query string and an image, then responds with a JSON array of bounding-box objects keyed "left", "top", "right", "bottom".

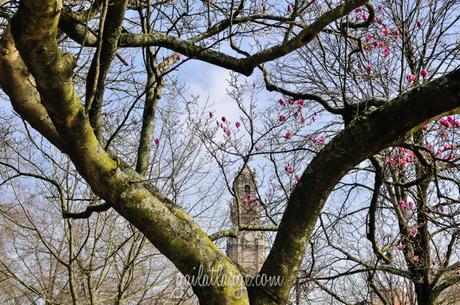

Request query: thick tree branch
[
  {"left": 136, "top": 53, "right": 178, "bottom": 175},
  {"left": 8, "top": 1, "right": 248, "bottom": 304},
  {"left": 85, "top": 0, "right": 128, "bottom": 140},
  {"left": 60, "top": 0, "right": 369, "bottom": 76},
  {"left": 367, "top": 157, "right": 392, "bottom": 264},
  {"left": 250, "top": 70, "right": 460, "bottom": 305},
  {"left": 0, "top": 27, "right": 64, "bottom": 151}
]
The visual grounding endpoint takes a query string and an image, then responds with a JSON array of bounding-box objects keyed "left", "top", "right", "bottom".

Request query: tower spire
[{"left": 227, "top": 164, "right": 266, "bottom": 276}]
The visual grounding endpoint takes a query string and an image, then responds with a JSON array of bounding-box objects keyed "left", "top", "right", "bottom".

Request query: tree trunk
[{"left": 415, "top": 284, "right": 436, "bottom": 305}]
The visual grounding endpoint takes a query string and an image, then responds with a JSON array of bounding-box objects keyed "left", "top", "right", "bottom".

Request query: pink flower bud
[
  {"left": 284, "top": 165, "right": 294, "bottom": 174},
  {"left": 410, "top": 227, "right": 419, "bottom": 237},
  {"left": 421, "top": 68, "right": 428, "bottom": 79},
  {"left": 279, "top": 115, "right": 286, "bottom": 122},
  {"left": 440, "top": 119, "right": 450, "bottom": 128},
  {"left": 406, "top": 74, "right": 416, "bottom": 83},
  {"left": 365, "top": 64, "right": 372, "bottom": 74},
  {"left": 284, "top": 131, "right": 293, "bottom": 140},
  {"left": 384, "top": 48, "right": 390, "bottom": 57}
]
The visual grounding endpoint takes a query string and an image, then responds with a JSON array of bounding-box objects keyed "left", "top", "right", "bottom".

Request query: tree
[{"left": 0, "top": 0, "right": 458, "bottom": 304}]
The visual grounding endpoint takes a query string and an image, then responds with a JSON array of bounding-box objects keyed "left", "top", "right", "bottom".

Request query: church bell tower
[{"left": 227, "top": 164, "right": 266, "bottom": 276}]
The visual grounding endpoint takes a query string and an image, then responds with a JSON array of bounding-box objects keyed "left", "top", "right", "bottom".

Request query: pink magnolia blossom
[
  {"left": 410, "top": 227, "right": 419, "bottom": 237},
  {"left": 416, "top": 20, "right": 422, "bottom": 28},
  {"left": 221, "top": 116, "right": 227, "bottom": 123},
  {"left": 399, "top": 200, "right": 406, "bottom": 208},
  {"left": 399, "top": 157, "right": 408, "bottom": 165},
  {"left": 284, "top": 131, "right": 293, "bottom": 140},
  {"left": 439, "top": 118, "right": 450, "bottom": 128},
  {"left": 407, "top": 201, "right": 414, "bottom": 209},
  {"left": 407, "top": 151, "right": 415, "bottom": 160},
  {"left": 407, "top": 74, "right": 416, "bottom": 83},
  {"left": 365, "top": 34, "right": 372, "bottom": 42},
  {"left": 154, "top": 138, "right": 160, "bottom": 145},
  {"left": 421, "top": 68, "right": 428, "bottom": 79},
  {"left": 383, "top": 48, "right": 391, "bottom": 57},
  {"left": 279, "top": 115, "right": 286, "bottom": 122},
  {"left": 285, "top": 165, "right": 294, "bottom": 174},
  {"left": 278, "top": 98, "right": 286, "bottom": 106},
  {"left": 287, "top": 3, "right": 293, "bottom": 12},
  {"left": 295, "top": 175, "right": 301, "bottom": 182},
  {"left": 235, "top": 121, "right": 241, "bottom": 128},
  {"left": 395, "top": 242, "right": 405, "bottom": 251},
  {"left": 363, "top": 13, "right": 369, "bottom": 21},
  {"left": 299, "top": 114, "right": 305, "bottom": 124},
  {"left": 365, "top": 64, "right": 372, "bottom": 74}
]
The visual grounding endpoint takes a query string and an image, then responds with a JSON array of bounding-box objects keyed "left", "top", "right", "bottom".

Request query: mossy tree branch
[
  {"left": 8, "top": 1, "right": 248, "bottom": 304},
  {"left": 59, "top": 0, "right": 370, "bottom": 76}
]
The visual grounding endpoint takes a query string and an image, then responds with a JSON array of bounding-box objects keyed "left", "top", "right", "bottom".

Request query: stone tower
[{"left": 227, "top": 164, "right": 266, "bottom": 276}]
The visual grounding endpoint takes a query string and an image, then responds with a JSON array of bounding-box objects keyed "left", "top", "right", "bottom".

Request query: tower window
[{"left": 244, "top": 185, "right": 251, "bottom": 194}]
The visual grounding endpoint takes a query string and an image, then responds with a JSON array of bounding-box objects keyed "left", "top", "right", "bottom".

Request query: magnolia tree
[
  {"left": 0, "top": 0, "right": 458, "bottom": 305},
  {"left": 308, "top": 118, "right": 460, "bottom": 305}
]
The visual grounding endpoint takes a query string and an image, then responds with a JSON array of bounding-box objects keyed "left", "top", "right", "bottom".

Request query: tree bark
[{"left": 415, "top": 283, "right": 436, "bottom": 305}]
